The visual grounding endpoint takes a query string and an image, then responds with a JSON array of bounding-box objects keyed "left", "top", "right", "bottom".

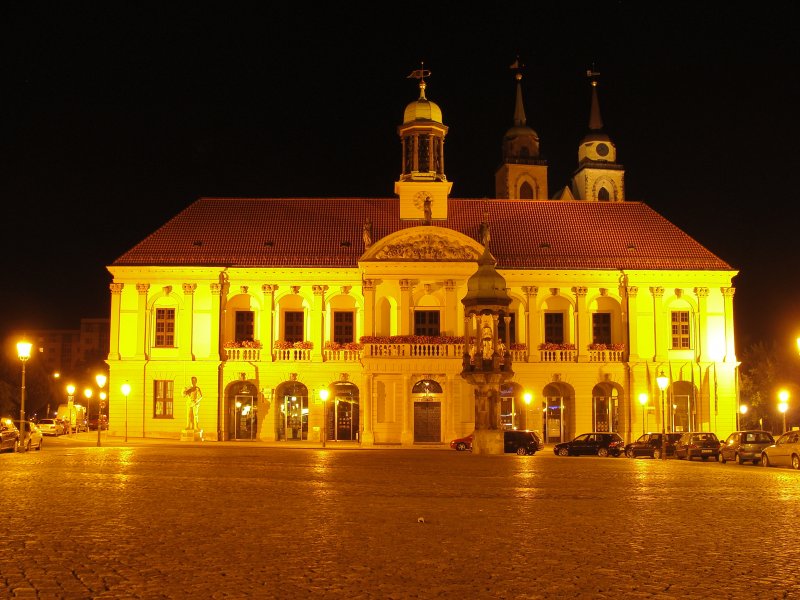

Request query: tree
[{"left": 738, "top": 341, "right": 799, "bottom": 433}]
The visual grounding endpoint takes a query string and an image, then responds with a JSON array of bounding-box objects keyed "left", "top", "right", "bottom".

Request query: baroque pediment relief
[{"left": 367, "top": 229, "right": 481, "bottom": 262}]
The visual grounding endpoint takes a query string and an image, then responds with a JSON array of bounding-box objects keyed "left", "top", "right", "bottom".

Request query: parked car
[
  {"left": 449, "top": 430, "right": 541, "bottom": 455},
  {"left": 13, "top": 420, "right": 43, "bottom": 451},
  {"left": 37, "top": 418, "right": 65, "bottom": 436},
  {"left": 1, "top": 418, "right": 20, "bottom": 453},
  {"left": 89, "top": 415, "right": 109, "bottom": 431},
  {"left": 553, "top": 432, "right": 625, "bottom": 457},
  {"left": 450, "top": 434, "right": 473, "bottom": 451},
  {"left": 760, "top": 430, "right": 800, "bottom": 470},
  {"left": 674, "top": 431, "right": 720, "bottom": 461},
  {"left": 719, "top": 430, "right": 774, "bottom": 465},
  {"left": 624, "top": 432, "right": 682, "bottom": 459}
]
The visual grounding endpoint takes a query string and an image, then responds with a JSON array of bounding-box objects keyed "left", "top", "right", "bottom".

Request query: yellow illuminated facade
[{"left": 105, "top": 70, "right": 739, "bottom": 445}]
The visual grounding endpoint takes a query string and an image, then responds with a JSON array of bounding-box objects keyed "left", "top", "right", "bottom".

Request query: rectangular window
[
  {"left": 592, "top": 313, "right": 612, "bottom": 345},
  {"left": 497, "top": 313, "right": 516, "bottom": 344},
  {"left": 155, "top": 308, "right": 175, "bottom": 347},
  {"left": 544, "top": 313, "right": 564, "bottom": 344},
  {"left": 284, "top": 311, "right": 304, "bottom": 343},
  {"left": 153, "top": 380, "right": 174, "bottom": 418},
  {"left": 333, "top": 311, "right": 355, "bottom": 344},
  {"left": 671, "top": 311, "right": 691, "bottom": 349},
  {"left": 235, "top": 311, "right": 255, "bottom": 341},
  {"left": 414, "top": 310, "right": 440, "bottom": 336}
]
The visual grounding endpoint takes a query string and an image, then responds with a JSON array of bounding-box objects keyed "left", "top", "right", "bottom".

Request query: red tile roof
[{"left": 112, "top": 198, "right": 734, "bottom": 271}]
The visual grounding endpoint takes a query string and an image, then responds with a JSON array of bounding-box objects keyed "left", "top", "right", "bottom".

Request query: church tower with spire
[
  {"left": 571, "top": 70, "right": 625, "bottom": 201},
  {"left": 395, "top": 66, "right": 453, "bottom": 220},
  {"left": 494, "top": 62, "right": 548, "bottom": 200}
]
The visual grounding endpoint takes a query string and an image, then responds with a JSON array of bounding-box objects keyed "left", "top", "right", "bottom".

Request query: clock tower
[
  {"left": 395, "top": 66, "right": 452, "bottom": 220},
  {"left": 571, "top": 70, "right": 625, "bottom": 201}
]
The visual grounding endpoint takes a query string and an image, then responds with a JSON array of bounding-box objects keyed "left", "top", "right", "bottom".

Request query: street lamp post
[
  {"left": 320, "top": 389, "right": 329, "bottom": 447},
  {"left": 738, "top": 404, "right": 748, "bottom": 431},
  {"left": 16, "top": 341, "right": 32, "bottom": 453},
  {"left": 778, "top": 390, "right": 789, "bottom": 434},
  {"left": 84, "top": 388, "right": 93, "bottom": 433},
  {"left": 121, "top": 383, "right": 131, "bottom": 442},
  {"left": 66, "top": 384, "right": 76, "bottom": 435},
  {"left": 638, "top": 393, "right": 648, "bottom": 436},
  {"left": 96, "top": 374, "right": 107, "bottom": 447},
  {"left": 656, "top": 370, "right": 669, "bottom": 461}
]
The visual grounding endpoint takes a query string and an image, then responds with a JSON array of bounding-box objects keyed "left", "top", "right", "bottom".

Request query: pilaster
[
  {"left": 210, "top": 283, "right": 223, "bottom": 360},
  {"left": 650, "top": 286, "right": 665, "bottom": 362},
  {"left": 522, "top": 286, "right": 538, "bottom": 362},
  {"left": 444, "top": 279, "right": 457, "bottom": 335},
  {"left": 360, "top": 374, "right": 374, "bottom": 446},
  {"left": 626, "top": 286, "right": 639, "bottom": 360},
  {"left": 694, "top": 287, "right": 709, "bottom": 361},
  {"left": 362, "top": 279, "right": 375, "bottom": 337},
  {"left": 135, "top": 283, "right": 149, "bottom": 360},
  {"left": 722, "top": 287, "right": 736, "bottom": 362},
  {"left": 311, "top": 285, "right": 328, "bottom": 362},
  {"left": 108, "top": 283, "right": 123, "bottom": 360},
  {"left": 261, "top": 284, "right": 278, "bottom": 355},
  {"left": 574, "top": 286, "right": 589, "bottom": 362},
  {"left": 399, "top": 279, "right": 413, "bottom": 334},
  {"left": 181, "top": 283, "right": 196, "bottom": 360}
]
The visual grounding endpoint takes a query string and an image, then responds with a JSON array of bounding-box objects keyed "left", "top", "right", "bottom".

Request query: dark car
[
  {"left": 88, "top": 415, "right": 109, "bottom": 431},
  {"left": 553, "top": 432, "right": 625, "bottom": 457},
  {"left": 624, "top": 432, "right": 682, "bottom": 459},
  {"left": 1, "top": 418, "right": 20, "bottom": 453},
  {"left": 719, "top": 430, "right": 774, "bottom": 465},
  {"left": 449, "top": 430, "right": 541, "bottom": 455},
  {"left": 674, "top": 432, "right": 720, "bottom": 461}
]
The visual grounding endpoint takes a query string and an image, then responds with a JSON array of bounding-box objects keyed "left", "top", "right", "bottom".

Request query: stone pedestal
[
  {"left": 181, "top": 428, "right": 203, "bottom": 442},
  {"left": 472, "top": 429, "right": 504, "bottom": 455}
]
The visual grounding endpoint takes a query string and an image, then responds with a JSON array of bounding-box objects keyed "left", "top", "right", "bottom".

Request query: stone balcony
[
  {"left": 223, "top": 343, "right": 624, "bottom": 364},
  {"left": 224, "top": 348, "right": 262, "bottom": 362}
]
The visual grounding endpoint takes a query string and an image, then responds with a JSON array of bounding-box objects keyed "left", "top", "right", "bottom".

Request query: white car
[
  {"left": 37, "top": 418, "right": 64, "bottom": 436},
  {"left": 761, "top": 430, "right": 800, "bottom": 470},
  {"left": 14, "top": 420, "right": 43, "bottom": 451}
]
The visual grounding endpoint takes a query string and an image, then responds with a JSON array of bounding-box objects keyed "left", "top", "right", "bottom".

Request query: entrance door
[
  {"left": 232, "top": 395, "right": 256, "bottom": 440},
  {"left": 543, "top": 397, "right": 564, "bottom": 443},
  {"left": 335, "top": 400, "right": 360, "bottom": 441},
  {"left": 413, "top": 402, "right": 441, "bottom": 442},
  {"left": 283, "top": 395, "right": 308, "bottom": 440},
  {"left": 673, "top": 394, "right": 692, "bottom": 432}
]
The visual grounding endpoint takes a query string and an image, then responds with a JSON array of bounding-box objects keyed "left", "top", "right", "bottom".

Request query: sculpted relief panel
[{"left": 373, "top": 233, "right": 480, "bottom": 261}]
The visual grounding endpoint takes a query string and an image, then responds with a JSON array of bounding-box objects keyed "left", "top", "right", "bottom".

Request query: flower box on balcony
[
  {"left": 538, "top": 343, "right": 576, "bottom": 351},
  {"left": 325, "top": 341, "right": 363, "bottom": 351},
  {"left": 360, "top": 335, "right": 465, "bottom": 344},
  {"left": 587, "top": 343, "right": 625, "bottom": 351},
  {"left": 274, "top": 340, "right": 313, "bottom": 350},
  {"left": 224, "top": 340, "right": 263, "bottom": 349}
]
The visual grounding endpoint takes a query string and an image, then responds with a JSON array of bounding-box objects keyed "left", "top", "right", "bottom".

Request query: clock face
[
  {"left": 414, "top": 191, "right": 431, "bottom": 209},
  {"left": 596, "top": 143, "right": 610, "bottom": 157}
]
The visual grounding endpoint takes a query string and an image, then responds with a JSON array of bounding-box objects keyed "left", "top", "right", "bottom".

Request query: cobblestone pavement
[{"left": 1, "top": 434, "right": 799, "bottom": 599}]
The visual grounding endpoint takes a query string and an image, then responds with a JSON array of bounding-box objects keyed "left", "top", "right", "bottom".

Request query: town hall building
[{"left": 104, "top": 67, "right": 739, "bottom": 447}]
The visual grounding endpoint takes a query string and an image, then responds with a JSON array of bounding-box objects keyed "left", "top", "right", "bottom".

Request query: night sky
[{"left": 3, "top": 4, "right": 799, "bottom": 356}]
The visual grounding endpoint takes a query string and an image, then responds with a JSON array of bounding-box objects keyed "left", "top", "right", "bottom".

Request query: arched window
[
  {"left": 519, "top": 181, "right": 534, "bottom": 199},
  {"left": 598, "top": 187, "right": 610, "bottom": 201}
]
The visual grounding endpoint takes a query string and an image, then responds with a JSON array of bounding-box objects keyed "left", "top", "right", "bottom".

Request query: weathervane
[
  {"left": 407, "top": 61, "right": 431, "bottom": 82},
  {"left": 587, "top": 64, "right": 601, "bottom": 86}
]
